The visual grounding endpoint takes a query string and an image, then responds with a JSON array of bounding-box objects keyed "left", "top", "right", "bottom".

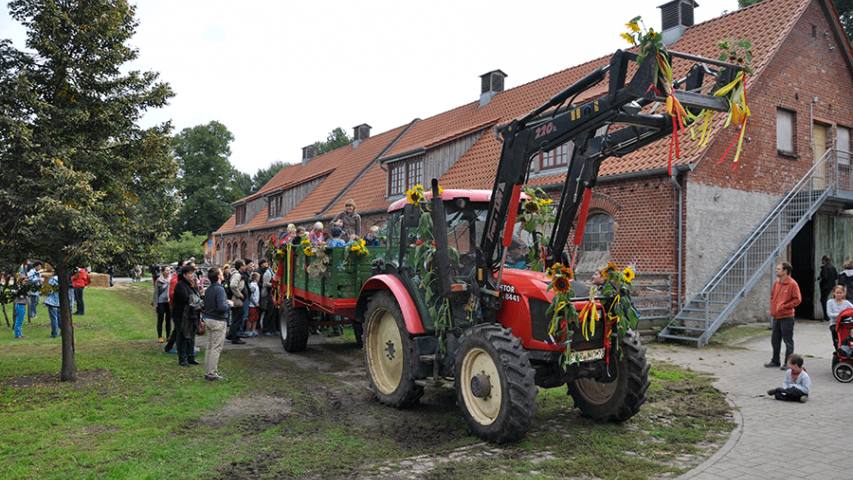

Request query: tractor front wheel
[
  {"left": 568, "top": 329, "right": 650, "bottom": 422},
  {"left": 363, "top": 291, "right": 423, "bottom": 408},
  {"left": 454, "top": 324, "right": 538, "bottom": 444}
]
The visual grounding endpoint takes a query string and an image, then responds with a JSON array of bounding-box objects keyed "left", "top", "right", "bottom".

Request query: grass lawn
[{"left": 0, "top": 283, "right": 735, "bottom": 479}]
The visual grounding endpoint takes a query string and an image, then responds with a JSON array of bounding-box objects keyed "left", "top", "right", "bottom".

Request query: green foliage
[
  {"left": 252, "top": 160, "right": 291, "bottom": 191},
  {"left": 154, "top": 231, "right": 207, "bottom": 264},
  {"left": 233, "top": 170, "right": 254, "bottom": 198},
  {"left": 171, "top": 121, "right": 245, "bottom": 237},
  {"left": 314, "top": 127, "right": 352, "bottom": 156},
  {"left": 0, "top": 0, "right": 178, "bottom": 270},
  {"left": 516, "top": 187, "right": 556, "bottom": 272}
]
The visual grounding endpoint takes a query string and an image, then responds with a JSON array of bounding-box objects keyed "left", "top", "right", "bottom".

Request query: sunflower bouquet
[
  {"left": 545, "top": 263, "right": 581, "bottom": 366},
  {"left": 599, "top": 262, "right": 640, "bottom": 358},
  {"left": 304, "top": 244, "right": 330, "bottom": 277}
]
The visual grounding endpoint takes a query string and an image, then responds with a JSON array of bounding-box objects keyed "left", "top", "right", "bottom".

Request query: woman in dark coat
[{"left": 171, "top": 265, "right": 200, "bottom": 367}]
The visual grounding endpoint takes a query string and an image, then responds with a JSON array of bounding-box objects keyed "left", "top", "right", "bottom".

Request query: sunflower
[
  {"left": 304, "top": 246, "right": 315, "bottom": 257},
  {"left": 552, "top": 275, "right": 572, "bottom": 294},
  {"left": 406, "top": 188, "right": 423, "bottom": 205},
  {"left": 620, "top": 32, "right": 636, "bottom": 45},
  {"left": 524, "top": 200, "right": 540, "bottom": 214},
  {"left": 626, "top": 21, "right": 640, "bottom": 33},
  {"left": 623, "top": 266, "right": 635, "bottom": 283}
]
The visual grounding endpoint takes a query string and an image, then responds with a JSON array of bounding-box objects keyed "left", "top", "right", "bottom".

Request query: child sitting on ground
[
  {"left": 328, "top": 227, "right": 347, "bottom": 247},
  {"left": 766, "top": 353, "right": 811, "bottom": 403},
  {"left": 246, "top": 272, "right": 261, "bottom": 337}
]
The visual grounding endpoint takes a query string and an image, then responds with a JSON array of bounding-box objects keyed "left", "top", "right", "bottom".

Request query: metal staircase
[{"left": 659, "top": 149, "right": 847, "bottom": 347}]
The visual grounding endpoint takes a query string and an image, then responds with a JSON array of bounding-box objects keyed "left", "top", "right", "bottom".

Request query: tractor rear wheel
[
  {"left": 568, "top": 329, "right": 650, "bottom": 422},
  {"left": 363, "top": 291, "right": 423, "bottom": 408},
  {"left": 279, "top": 300, "right": 310, "bottom": 353},
  {"left": 454, "top": 324, "right": 538, "bottom": 444}
]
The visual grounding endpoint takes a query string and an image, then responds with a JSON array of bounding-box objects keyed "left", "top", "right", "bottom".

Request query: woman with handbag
[
  {"left": 171, "top": 265, "right": 201, "bottom": 367},
  {"left": 203, "top": 267, "right": 232, "bottom": 381}
]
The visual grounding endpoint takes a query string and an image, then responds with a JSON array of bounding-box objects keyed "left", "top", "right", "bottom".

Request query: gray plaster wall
[{"left": 685, "top": 183, "right": 783, "bottom": 323}]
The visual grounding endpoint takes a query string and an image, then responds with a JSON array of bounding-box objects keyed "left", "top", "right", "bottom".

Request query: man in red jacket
[
  {"left": 765, "top": 262, "right": 801, "bottom": 369},
  {"left": 72, "top": 267, "right": 90, "bottom": 315}
]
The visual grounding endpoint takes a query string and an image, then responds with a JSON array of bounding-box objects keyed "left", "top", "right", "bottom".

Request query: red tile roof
[
  {"left": 218, "top": 0, "right": 823, "bottom": 230},
  {"left": 215, "top": 124, "right": 409, "bottom": 234}
]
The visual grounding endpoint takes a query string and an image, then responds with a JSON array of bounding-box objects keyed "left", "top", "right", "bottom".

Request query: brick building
[{"left": 214, "top": 0, "right": 853, "bottom": 336}]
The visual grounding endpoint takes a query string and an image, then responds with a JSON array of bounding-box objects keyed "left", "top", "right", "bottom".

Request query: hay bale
[{"left": 89, "top": 273, "right": 110, "bottom": 288}]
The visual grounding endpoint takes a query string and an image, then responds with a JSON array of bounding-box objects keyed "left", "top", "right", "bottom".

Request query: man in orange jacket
[{"left": 765, "top": 262, "right": 801, "bottom": 370}]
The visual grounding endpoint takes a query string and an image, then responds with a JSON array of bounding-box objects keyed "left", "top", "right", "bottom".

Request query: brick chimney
[
  {"left": 479, "top": 70, "right": 507, "bottom": 107},
  {"left": 302, "top": 144, "right": 316, "bottom": 166},
  {"left": 352, "top": 123, "right": 371, "bottom": 148},
  {"left": 658, "top": 0, "right": 697, "bottom": 46}
]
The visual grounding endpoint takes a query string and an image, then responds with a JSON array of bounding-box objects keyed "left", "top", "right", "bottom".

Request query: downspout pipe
[{"left": 670, "top": 173, "right": 684, "bottom": 312}]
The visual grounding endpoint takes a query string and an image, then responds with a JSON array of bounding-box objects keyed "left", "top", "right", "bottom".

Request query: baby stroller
[{"left": 833, "top": 308, "right": 853, "bottom": 382}]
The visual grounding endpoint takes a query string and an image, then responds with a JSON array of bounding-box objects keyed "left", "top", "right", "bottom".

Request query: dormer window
[
  {"left": 235, "top": 205, "right": 247, "bottom": 226},
  {"left": 267, "top": 194, "right": 283, "bottom": 219},
  {"left": 388, "top": 157, "right": 423, "bottom": 196}
]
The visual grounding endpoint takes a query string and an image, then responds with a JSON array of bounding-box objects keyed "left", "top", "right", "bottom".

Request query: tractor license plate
[{"left": 569, "top": 348, "right": 605, "bottom": 363}]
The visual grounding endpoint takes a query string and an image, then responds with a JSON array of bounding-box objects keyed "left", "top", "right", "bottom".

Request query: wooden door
[{"left": 813, "top": 123, "right": 827, "bottom": 189}]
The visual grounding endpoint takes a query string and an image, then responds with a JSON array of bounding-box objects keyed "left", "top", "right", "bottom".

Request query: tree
[
  {"left": 0, "top": 0, "right": 177, "bottom": 382},
  {"left": 155, "top": 231, "right": 207, "bottom": 264},
  {"left": 314, "top": 127, "right": 352, "bottom": 156},
  {"left": 252, "top": 160, "right": 291, "bottom": 191},
  {"left": 172, "top": 121, "right": 245, "bottom": 237},
  {"left": 233, "top": 170, "right": 254, "bottom": 198},
  {"left": 739, "top": 0, "right": 853, "bottom": 42}
]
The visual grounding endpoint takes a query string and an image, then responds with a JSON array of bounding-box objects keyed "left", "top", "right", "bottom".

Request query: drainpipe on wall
[{"left": 670, "top": 173, "right": 684, "bottom": 311}]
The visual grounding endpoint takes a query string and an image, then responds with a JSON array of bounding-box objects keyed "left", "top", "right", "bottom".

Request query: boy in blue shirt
[{"left": 328, "top": 227, "right": 347, "bottom": 247}]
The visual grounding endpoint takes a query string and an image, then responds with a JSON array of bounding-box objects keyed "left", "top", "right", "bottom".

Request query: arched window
[
  {"left": 258, "top": 239, "right": 265, "bottom": 259},
  {"left": 240, "top": 241, "right": 247, "bottom": 260},
  {"left": 581, "top": 213, "right": 614, "bottom": 251}
]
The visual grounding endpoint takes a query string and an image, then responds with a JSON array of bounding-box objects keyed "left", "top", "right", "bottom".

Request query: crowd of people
[
  {"left": 7, "top": 261, "right": 90, "bottom": 339},
  {"left": 151, "top": 256, "right": 279, "bottom": 382}
]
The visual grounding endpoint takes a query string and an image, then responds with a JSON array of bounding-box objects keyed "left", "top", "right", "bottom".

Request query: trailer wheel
[
  {"left": 279, "top": 300, "right": 310, "bottom": 353},
  {"left": 454, "top": 324, "right": 538, "bottom": 444},
  {"left": 363, "top": 291, "right": 423, "bottom": 408},
  {"left": 568, "top": 330, "right": 650, "bottom": 422}
]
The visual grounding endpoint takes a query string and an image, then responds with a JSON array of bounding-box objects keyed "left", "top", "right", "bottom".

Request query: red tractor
[{"left": 275, "top": 46, "right": 740, "bottom": 442}]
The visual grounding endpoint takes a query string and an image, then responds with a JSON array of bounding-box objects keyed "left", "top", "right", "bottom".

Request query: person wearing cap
[
  {"left": 332, "top": 199, "right": 362, "bottom": 238},
  {"left": 328, "top": 227, "right": 347, "bottom": 247}
]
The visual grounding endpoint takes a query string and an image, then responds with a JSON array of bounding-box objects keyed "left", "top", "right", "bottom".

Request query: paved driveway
[{"left": 648, "top": 320, "right": 849, "bottom": 479}]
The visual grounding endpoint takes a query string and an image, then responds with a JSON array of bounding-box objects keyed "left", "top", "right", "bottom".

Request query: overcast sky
[{"left": 0, "top": 0, "right": 738, "bottom": 175}]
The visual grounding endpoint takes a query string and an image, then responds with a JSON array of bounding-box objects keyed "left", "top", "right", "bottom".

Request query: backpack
[
  {"left": 224, "top": 272, "right": 233, "bottom": 300},
  {"left": 181, "top": 289, "right": 204, "bottom": 338}
]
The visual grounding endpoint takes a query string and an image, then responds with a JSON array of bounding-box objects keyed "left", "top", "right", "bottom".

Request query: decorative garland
[{"left": 622, "top": 17, "right": 753, "bottom": 172}]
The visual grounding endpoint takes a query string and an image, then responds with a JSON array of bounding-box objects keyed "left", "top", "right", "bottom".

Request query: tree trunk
[
  {"left": 2, "top": 303, "right": 8, "bottom": 328},
  {"left": 57, "top": 264, "right": 77, "bottom": 382}
]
